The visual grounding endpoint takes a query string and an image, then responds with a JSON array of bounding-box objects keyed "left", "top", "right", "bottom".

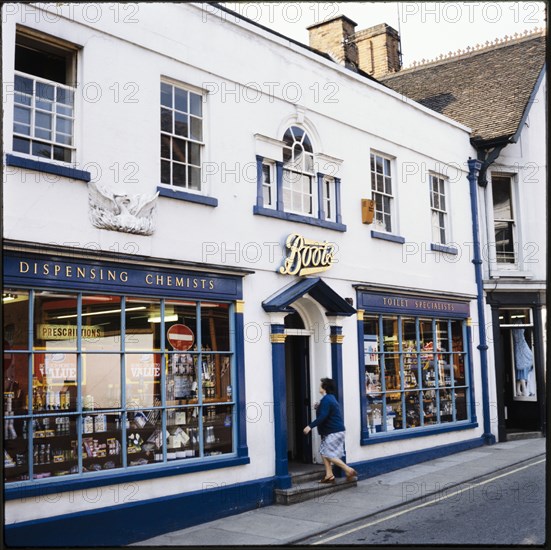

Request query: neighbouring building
[
  {"left": 379, "top": 29, "right": 547, "bottom": 442},
  {"left": 2, "top": 3, "right": 525, "bottom": 545}
]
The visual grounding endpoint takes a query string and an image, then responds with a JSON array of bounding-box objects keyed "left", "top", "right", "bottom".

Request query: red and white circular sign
[{"left": 167, "top": 324, "right": 195, "bottom": 351}]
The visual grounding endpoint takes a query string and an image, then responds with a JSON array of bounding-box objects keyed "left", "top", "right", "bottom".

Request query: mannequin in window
[{"left": 512, "top": 328, "right": 533, "bottom": 397}]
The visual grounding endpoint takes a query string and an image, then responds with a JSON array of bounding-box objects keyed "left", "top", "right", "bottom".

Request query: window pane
[
  {"left": 384, "top": 355, "right": 401, "bottom": 390},
  {"left": 13, "top": 123, "right": 31, "bottom": 136},
  {"left": 53, "top": 146, "right": 71, "bottom": 162},
  {"left": 405, "top": 391, "right": 421, "bottom": 428},
  {"left": 35, "top": 128, "right": 51, "bottom": 141},
  {"left": 124, "top": 297, "right": 161, "bottom": 351},
  {"left": 14, "top": 106, "right": 31, "bottom": 124},
  {"left": 32, "top": 141, "right": 51, "bottom": 158},
  {"left": 56, "top": 117, "right": 72, "bottom": 134},
  {"left": 386, "top": 394, "right": 402, "bottom": 431},
  {"left": 173, "top": 163, "right": 186, "bottom": 187},
  {"left": 32, "top": 415, "right": 79, "bottom": 479},
  {"left": 36, "top": 99, "right": 53, "bottom": 112},
  {"left": 161, "top": 134, "right": 171, "bottom": 159},
  {"left": 82, "top": 354, "right": 121, "bottom": 410},
  {"left": 201, "top": 354, "right": 232, "bottom": 402},
  {"left": 203, "top": 404, "right": 233, "bottom": 456},
  {"left": 189, "top": 142, "right": 200, "bottom": 166},
  {"left": 13, "top": 137, "right": 30, "bottom": 153},
  {"left": 126, "top": 354, "right": 162, "bottom": 409},
  {"left": 166, "top": 406, "right": 199, "bottom": 460},
  {"left": 161, "top": 108, "right": 172, "bottom": 133},
  {"left": 190, "top": 116, "right": 202, "bottom": 141},
  {"left": 161, "top": 160, "right": 170, "bottom": 184},
  {"left": 200, "top": 303, "right": 230, "bottom": 351},
  {"left": 33, "top": 353, "right": 77, "bottom": 413},
  {"left": 174, "top": 87, "right": 188, "bottom": 112},
  {"left": 15, "top": 74, "right": 33, "bottom": 95},
  {"left": 167, "top": 353, "right": 198, "bottom": 405},
  {"left": 492, "top": 177, "right": 512, "bottom": 219},
  {"left": 174, "top": 112, "right": 188, "bottom": 137},
  {"left": 34, "top": 292, "right": 78, "bottom": 350},
  {"left": 375, "top": 155, "right": 383, "bottom": 174},
  {"left": 384, "top": 158, "right": 391, "bottom": 176},
  {"left": 422, "top": 389, "right": 437, "bottom": 424},
  {"left": 160, "top": 82, "right": 172, "bottom": 107},
  {"left": 189, "top": 166, "right": 201, "bottom": 190},
  {"left": 455, "top": 389, "right": 467, "bottom": 420},
  {"left": 495, "top": 221, "right": 515, "bottom": 262},
  {"left": 439, "top": 389, "right": 453, "bottom": 422},
  {"left": 56, "top": 87, "right": 74, "bottom": 106},
  {"left": 82, "top": 413, "right": 122, "bottom": 473},
  {"left": 190, "top": 92, "right": 202, "bottom": 117},
  {"left": 172, "top": 138, "right": 187, "bottom": 163},
  {"left": 81, "top": 295, "right": 122, "bottom": 352},
  {"left": 36, "top": 82, "right": 55, "bottom": 101}
]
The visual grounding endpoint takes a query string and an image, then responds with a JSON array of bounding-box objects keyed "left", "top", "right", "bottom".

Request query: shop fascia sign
[{"left": 279, "top": 233, "right": 336, "bottom": 277}]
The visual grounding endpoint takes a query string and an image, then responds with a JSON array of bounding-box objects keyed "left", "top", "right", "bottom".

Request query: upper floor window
[
  {"left": 491, "top": 175, "right": 516, "bottom": 264},
  {"left": 282, "top": 126, "right": 315, "bottom": 216},
  {"left": 262, "top": 161, "right": 276, "bottom": 209},
  {"left": 429, "top": 174, "right": 448, "bottom": 245},
  {"left": 13, "top": 32, "right": 76, "bottom": 163},
  {"left": 370, "top": 152, "right": 393, "bottom": 232},
  {"left": 323, "top": 176, "right": 336, "bottom": 222},
  {"left": 160, "top": 81, "right": 203, "bottom": 192}
]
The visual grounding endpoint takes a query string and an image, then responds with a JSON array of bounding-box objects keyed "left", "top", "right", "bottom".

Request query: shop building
[
  {"left": 380, "top": 30, "right": 547, "bottom": 441},
  {"left": 3, "top": 3, "right": 495, "bottom": 545}
]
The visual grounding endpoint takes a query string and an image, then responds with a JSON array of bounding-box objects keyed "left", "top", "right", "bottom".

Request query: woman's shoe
[
  {"left": 346, "top": 469, "right": 358, "bottom": 481},
  {"left": 318, "top": 475, "right": 335, "bottom": 484}
]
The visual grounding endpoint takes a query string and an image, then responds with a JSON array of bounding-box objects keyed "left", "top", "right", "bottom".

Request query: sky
[{"left": 220, "top": 2, "right": 547, "bottom": 67}]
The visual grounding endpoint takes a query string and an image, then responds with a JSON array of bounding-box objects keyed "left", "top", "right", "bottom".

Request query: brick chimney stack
[
  {"left": 355, "top": 23, "right": 402, "bottom": 78},
  {"left": 307, "top": 15, "right": 359, "bottom": 69},
  {"left": 307, "top": 17, "right": 402, "bottom": 79}
]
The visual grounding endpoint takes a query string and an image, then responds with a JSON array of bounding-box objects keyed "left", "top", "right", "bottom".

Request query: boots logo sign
[{"left": 279, "top": 233, "right": 336, "bottom": 277}]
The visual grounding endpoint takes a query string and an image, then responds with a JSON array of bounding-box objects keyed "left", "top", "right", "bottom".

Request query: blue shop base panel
[{"left": 4, "top": 477, "right": 275, "bottom": 547}]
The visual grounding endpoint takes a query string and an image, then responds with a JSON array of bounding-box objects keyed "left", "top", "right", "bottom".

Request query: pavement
[{"left": 133, "top": 436, "right": 546, "bottom": 546}]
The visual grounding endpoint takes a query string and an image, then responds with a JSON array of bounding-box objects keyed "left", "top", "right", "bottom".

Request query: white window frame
[
  {"left": 370, "top": 151, "right": 395, "bottom": 233},
  {"left": 282, "top": 126, "right": 316, "bottom": 217},
  {"left": 429, "top": 173, "right": 449, "bottom": 245},
  {"left": 12, "top": 31, "right": 78, "bottom": 164},
  {"left": 323, "top": 175, "right": 336, "bottom": 222},
  {"left": 160, "top": 79, "right": 205, "bottom": 193},
  {"left": 261, "top": 161, "right": 276, "bottom": 209},
  {"left": 488, "top": 173, "right": 518, "bottom": 269}
]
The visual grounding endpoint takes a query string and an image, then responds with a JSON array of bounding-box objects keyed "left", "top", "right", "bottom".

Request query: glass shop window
[
  {"left": 3, "top": 290, "right": 237, "bottom": 485},
  {"left": 364, "top": 314, "right": 469, "bottom": 435}
]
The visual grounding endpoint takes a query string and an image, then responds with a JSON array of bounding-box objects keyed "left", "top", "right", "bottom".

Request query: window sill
[
  {"left": 6, "top": 153, "right": 91, "bottom": 182},
  {"left": 157, "top": 186, "right": 218, "bottom": 207},
  {"left": 253, "top": 205, "right": 346, "bottom": 232},
  {"left": 431, "top": 243, "right": 459, "bottom": 255},
  {"left": 4, "top": 455, "right": 250, "bottom": 500},
  {"left": 489, "top": 269, "right": 534, "bottom": 279},
  {"left": 361, "top": 420, "right": 478, "bottom": 445},
  {"left": 371, "top": 230, "right": 405, "bottom": 244}
]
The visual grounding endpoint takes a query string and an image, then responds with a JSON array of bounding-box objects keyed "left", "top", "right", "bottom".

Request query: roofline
[
  {"left": 511, "top": 63, "right": 547, "bottom": 144},
  {"left": 193, "top": 4, "right": 471, "bottom": 134}
]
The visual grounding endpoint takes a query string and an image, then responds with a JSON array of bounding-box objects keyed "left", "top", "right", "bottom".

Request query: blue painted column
[
  {"left": 467, "top": 158, "right": 495, "bottom": 445},
  {"left": 356, "top": 309, "right": 370, "bottom": 442},
  {"left": 329, "top": 321, "right": 347, "bottom": 475},
  {"left": 234, "top": 300, "right": 249, "bottom": 457},
  {"left": 270, "top": 321, "right": 292, "bottom": 489},
  {"left": 329, "top": 325, "right": 345, "bottom": 408}
]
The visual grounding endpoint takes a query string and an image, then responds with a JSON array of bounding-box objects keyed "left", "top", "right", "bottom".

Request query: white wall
[{"left": 3, "top": 2, "right": 485, "bottom": 524}]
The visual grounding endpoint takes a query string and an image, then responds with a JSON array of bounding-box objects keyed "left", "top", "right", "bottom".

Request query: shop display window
[
  {"left": 364, "top": 313, "right": 470, "bottom": 435},
  {"left": 3, "top": 290, "right": 236, "bottom": 485}
]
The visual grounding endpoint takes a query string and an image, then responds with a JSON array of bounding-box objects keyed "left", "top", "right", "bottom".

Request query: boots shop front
[{"left": 3, "top": 249, "right": 256, "bottom": 544}]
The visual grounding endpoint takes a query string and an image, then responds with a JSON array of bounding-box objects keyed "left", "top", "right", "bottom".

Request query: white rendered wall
[{"left": 3, "top": 3, "right": 486, "bottom": 524}]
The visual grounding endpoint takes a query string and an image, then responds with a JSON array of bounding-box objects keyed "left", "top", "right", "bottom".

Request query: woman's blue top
[{"left": 308, "top": 393, "right": 345, "bottom": 436}]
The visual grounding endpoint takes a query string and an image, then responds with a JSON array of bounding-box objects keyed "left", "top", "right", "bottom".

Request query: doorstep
[{"left": 274, "top": 468, "right": 357, "bottom": 505}]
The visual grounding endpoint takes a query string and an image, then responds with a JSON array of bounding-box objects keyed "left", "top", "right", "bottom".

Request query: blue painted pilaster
[
  {"left": 270, "top": 323, "right": 291, "bottom": 489},
  {"left": 330, "top": 325, "right": 345, "bottom": 408},
  {"left": 356, "top": 310, "right": 370, "bottom": 442},
  {"left": 467, "top": 158, "right": 495, "bottom": 445},
  {"left": 235, "top": 301, "right": 249, "bottom": 457}
]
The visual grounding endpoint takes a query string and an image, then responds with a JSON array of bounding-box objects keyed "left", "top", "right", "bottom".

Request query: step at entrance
[{"left": 275, "top": 468, "right": 358, "bottom": 505}]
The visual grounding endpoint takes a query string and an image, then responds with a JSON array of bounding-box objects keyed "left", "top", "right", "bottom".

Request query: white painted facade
[{"left": 3, "top": 3, "right": 489, "bottom": 533}]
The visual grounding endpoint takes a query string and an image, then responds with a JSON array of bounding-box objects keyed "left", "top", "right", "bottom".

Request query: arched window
[{"left": 282, "top": 126, "right": 315, "bottom": 215}]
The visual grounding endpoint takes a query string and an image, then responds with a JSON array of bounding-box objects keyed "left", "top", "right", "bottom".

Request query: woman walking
[{"left": 303, "top": 378, "right": 357, "bottom": 483}]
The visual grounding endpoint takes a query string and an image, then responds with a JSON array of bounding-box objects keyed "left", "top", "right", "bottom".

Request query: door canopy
[{"left": 262, "top": 277, "right": 356, "bottom": 316}]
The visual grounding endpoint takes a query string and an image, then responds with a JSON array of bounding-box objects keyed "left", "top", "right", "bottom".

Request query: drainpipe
[{"left": 467, "top": 158, "right": 496, "bottom": 445}]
